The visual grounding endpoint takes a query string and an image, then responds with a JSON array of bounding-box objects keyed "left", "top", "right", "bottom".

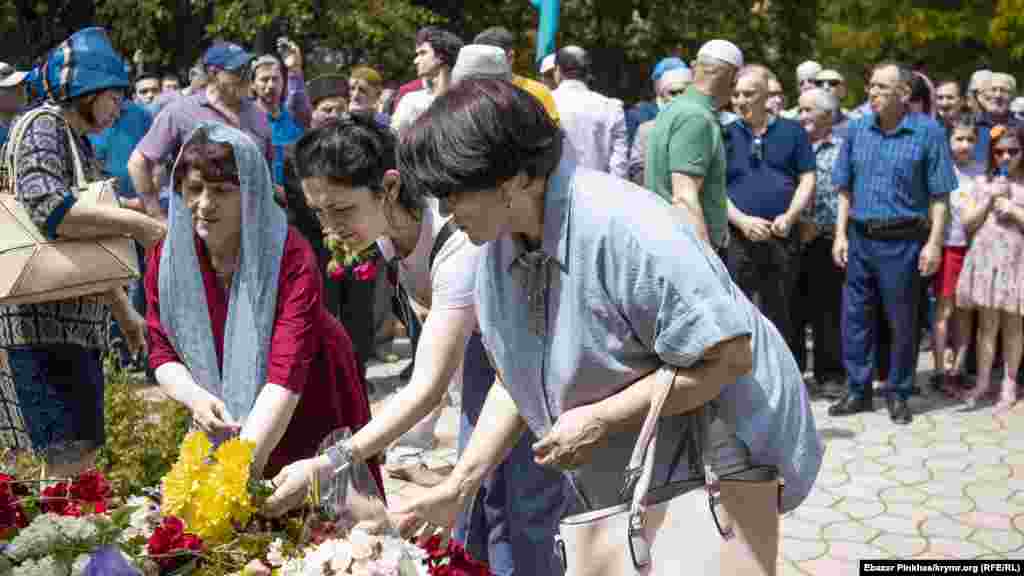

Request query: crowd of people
[{"left": 0, "top": 19, "right": 1019, "bottom": 575}]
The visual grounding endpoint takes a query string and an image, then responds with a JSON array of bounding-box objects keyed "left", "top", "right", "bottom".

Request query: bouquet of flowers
[{"left": 325, "top": 237, "right": 381, "bottom": 282}]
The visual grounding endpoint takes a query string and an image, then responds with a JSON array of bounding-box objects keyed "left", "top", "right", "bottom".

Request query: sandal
[{"left": 961, "top": 379, "right": 993, "bottom": 409}]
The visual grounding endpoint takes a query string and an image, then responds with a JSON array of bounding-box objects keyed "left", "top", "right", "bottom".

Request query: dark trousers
[
  {"left": 875, "top": 280, "right": 929, "bottom": 383},
  {"left": 843, "top": 227, "right": 923, "bottom": 400},
  {"left": 792, "top": 234, "right": 844, "bottom": 380},
  {"left": 727, "top": 226, "right": 801, "bottom": 355}
]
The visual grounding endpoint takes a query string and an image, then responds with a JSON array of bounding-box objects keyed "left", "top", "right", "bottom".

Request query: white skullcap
[
  {"left": 452, "top": 45, "right": 512, "bottom": 84},
  {"left": 796, "top": 60, "right": 822, "bottom": 82},
  {"left": 1011, "top": 97, "right": 1024, "bottom": 114},
  {"left": 539, "top": 53, "right": 556, "bottom": 74},
  {"left": 696, "top": 39, "right": 743, "bottom": 69},
  {"left": 969, "top": 69, "right": 993, "bottom": 91},
  {"left": 661, "top": 67, "right": 693, "bottom": 84}
]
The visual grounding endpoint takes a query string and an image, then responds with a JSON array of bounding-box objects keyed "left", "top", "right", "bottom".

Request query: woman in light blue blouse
[{"left": 392, "top": 78, "right": 821, "bottom": 535}]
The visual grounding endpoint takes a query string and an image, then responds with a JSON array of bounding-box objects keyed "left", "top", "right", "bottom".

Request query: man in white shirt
[
  {"left": 551, "top": 46, "right": 628, "bottom": 178},
  {"left": 391, "top": 27, "right": 463, "bottom": 135}
]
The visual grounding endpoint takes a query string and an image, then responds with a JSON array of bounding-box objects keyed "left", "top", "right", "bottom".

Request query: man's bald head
[
  {"left": 555, "top": 45, "right": 590, "bottom": 81},
  {"left": 735, "top": 64, "right": 774, "bottom": 90}
]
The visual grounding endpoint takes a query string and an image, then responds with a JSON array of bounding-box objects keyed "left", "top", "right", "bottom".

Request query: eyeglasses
[
  {"left": 815, "top": 79, "right": 842, "bottom": 88},
  {"left": 751, "top": 137, "right": 764, "bottom": 164},
  {"left": 993, "top": 147, "right": 1022, "bottom": 158}
]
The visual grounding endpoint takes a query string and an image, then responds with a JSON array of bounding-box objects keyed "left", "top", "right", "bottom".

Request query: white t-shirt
[
  {"left": 378, "top": 198, "right": 479, "bottom": 313},
  {"left": 391, "top": 89, "right": 435, "bottom": 136}
]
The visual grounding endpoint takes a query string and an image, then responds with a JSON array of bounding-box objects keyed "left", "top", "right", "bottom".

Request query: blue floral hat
[{"left": 41, "top": 27, "right": 129, "bottom": 103}]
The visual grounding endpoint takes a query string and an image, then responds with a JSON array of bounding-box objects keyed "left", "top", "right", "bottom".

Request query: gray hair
[{"left": 802, "top": 87, "right": 838, "bottom": 114}]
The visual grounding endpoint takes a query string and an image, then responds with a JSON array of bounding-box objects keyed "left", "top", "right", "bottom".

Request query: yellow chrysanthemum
[
  {"left": 161, "top": 431, "right": 213, "bottom": 525},
  {"left": 163, "top": 435, "right": 257, "bottom": 544}
]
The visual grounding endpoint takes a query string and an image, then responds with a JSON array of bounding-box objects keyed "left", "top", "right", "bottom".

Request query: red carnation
[
  {"left": 40, "top": 482, "right": 81, "bottom": 516},
  {"left": 353, "top": 260, "right": 378, "bottom": 281},
  {"left": 327, "top": 260, "right": 346, "bottom": 281},
  {"left": 148, "top": 516, "right": 203, "bottom": 571},
  {"left": 0, "top": 475, "right": 27, "bottom": 533},
  {"left": 70, "top": 469, "right": 111, "bottom": 513}
]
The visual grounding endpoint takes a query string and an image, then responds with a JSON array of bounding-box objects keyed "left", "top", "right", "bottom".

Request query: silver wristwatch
[{"left": 325, "top": 439, "right": 354, "bottom": 475}]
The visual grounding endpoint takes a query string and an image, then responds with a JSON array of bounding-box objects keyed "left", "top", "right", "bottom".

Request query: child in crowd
[
  {"left": 957, "top": 124, "right": 1024, "bottom": 412},
  {"left": 933, "top": 120, "right": 982, "bottom": 398}
]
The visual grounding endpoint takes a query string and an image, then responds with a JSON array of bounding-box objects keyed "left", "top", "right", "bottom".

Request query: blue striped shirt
[{"left": 833, "top": 111, "right": 956, "bottom": 222}]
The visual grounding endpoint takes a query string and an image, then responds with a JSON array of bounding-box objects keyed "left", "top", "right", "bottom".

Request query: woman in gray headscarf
[{"left": 143, "top": 121, "right": 381, "bottom": 487}]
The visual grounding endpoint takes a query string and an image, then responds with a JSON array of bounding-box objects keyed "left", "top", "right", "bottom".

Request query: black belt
[{"left": 851, "top": 217, "right": 929, "bottom": 241}]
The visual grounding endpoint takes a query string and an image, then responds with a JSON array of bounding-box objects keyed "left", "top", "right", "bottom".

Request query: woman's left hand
[
  {"left": 121, "top": 308, "right": 147, "bottom": 358},
  {"left": 532, "top": 405, "right": 610, "bottom": 470}
]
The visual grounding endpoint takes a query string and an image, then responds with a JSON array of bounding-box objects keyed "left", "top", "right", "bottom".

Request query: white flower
[
  {"left": 121, "top": 497, "right": 162, "bottom": 541},
  {"left": 52, "top": 516, "right": 98, "bottom": 544},
  {"left": 266, "top": 538, "right": 287, "bottom": 567},
  {"left": 70, "top": 554, "right": 91, "bottom": 576},
  {"left": 11, "top": 555, "right": 69, "bottom": 576},
  {"left": 6, "top": 515, "right": 63, "bottom": 561}
]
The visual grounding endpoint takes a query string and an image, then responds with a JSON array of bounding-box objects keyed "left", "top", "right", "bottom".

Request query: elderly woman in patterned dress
[{"left": 0, "top": 28, "right": 166, "bottom": 475}]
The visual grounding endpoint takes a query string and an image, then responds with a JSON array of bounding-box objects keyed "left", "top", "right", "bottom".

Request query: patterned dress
[
  {"left": 956, "top": 178, "right": 1024, "bottom": 314},
  {"left": 0, "top": 107, "right": 111, "bottom": 456}
]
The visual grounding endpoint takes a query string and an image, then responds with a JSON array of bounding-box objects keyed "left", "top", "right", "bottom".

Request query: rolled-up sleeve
[
  {"left": 145, "top": 242, "right": 184, "bottom": 370},
  {"left": 604, "top": 223, "right": 751, "bottom": 368},
  {"left": 266, "top": 234, "right": 320, "bottom": 393},
  {"left": 14, "top": 114, "right": 79, "bottom": 240}
]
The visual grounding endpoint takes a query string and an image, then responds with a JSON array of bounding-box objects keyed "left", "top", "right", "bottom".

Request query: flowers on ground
[
  {"left": 146, "top": 516, "right": 203, "bottom": 571},
  {"left": 160, "top": 432, "right": 257, "bottom": 545}
]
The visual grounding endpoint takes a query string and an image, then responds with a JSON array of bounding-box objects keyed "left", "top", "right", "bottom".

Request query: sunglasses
[
  {"left": 667, "top": 87, "right": 687, "bottom": 98},
  {"left": 751, "top": 137, "right": 764, "bottom": 164},
  {"left": 815, "top": 79, "right": 842, "bottom": 87},
  {"left": 993, "top": 147, "right": 1022, "bottom": 158}
]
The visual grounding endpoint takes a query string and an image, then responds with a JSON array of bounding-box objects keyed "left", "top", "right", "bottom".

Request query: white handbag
[{"left": 556, "top": 366, "right": 781, "bottom": 576}]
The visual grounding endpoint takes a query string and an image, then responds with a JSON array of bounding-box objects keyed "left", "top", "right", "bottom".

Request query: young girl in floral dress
[
  {"left": 957, "top": 124, "right": 1024, "bottom": 411},
  {"left": 933, "top": 120, "right": 983, "bottom": 397}
]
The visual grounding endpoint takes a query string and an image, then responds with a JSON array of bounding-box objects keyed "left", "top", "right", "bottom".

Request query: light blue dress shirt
[{"left": 475, "top": 147, "right": 822, "bottom": 512}]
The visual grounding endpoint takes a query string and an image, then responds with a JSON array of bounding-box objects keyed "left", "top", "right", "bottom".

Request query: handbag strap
[{"left": 4, "top": 105, "right": 87, "bottom": 196}]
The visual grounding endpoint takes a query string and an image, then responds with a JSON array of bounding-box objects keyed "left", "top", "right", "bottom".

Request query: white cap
[
  {"left": 660, "top": 67, "right": 693, "bottom": 85},
  {"left": 452, "top": 45, "right": 512, "bottom": 84},
  {"left": 0, "top": 62, "right": 27, "bottom": 89},
  {"left": 539, "top": 53, "right": 556, "bottom": 74},
  {"left": 696, "top": 39, "right": 743, "bottom": 69},
  {"left": 1011, "top": 97, "right": 1024, "bottom": 114},
  {"left": 796, "top": 60, "right": 823, "bottom": 82},
  {"left": 815, "top": 69, "right": 844, "bottom": 82},
  {"left": 969, "top": 69, "right": 993, "bottom": 92}
]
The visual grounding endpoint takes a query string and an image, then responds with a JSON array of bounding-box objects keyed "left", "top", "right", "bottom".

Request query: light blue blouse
[{"left": 475, "top": 148, "right": 822, "bottom": 512}]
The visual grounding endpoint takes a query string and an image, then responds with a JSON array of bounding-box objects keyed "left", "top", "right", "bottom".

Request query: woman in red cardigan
[{"left": 144, "top": 121, "right": 382, "bottom": 494}]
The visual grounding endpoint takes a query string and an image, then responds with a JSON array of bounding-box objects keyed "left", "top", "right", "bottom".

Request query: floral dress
[{"left": 956, "top": 178, "right": 1024, "bottom": 314}]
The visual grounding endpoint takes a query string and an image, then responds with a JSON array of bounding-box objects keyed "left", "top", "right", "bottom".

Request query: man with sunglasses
[
  {"left": 781, "top": 60, "right": 821, "bottom": 120},
  {"left": 629, "top": 66, "right": 692, "bottom": 185},
  {"left": 724, "top": 64, "right": 816, "bottom": 360},
  {"left": 813, "top": 69, "right": 852, "bottom": 136},
  {"left": 128, "top": 41, "right": 272, "bottom": 219}
]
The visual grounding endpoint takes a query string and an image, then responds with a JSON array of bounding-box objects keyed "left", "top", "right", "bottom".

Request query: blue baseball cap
[
  {"left": 203, "top": 42, "right": 253, "bottom": 72},
  {"left": 651, "top": 57, "right": 687, "bottom": 82}
]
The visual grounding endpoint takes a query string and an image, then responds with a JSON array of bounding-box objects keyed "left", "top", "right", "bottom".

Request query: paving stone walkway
[{"left": 365, "top": 339, "right": 1024, "bottom": 573}]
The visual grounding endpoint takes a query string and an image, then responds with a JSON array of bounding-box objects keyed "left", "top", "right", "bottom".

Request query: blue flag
[{"left": 530, "top": 0, "right": 560, "bottom": 64}]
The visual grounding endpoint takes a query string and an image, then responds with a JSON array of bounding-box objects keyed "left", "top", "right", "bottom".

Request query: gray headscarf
[{"left": 158, "top": 122, "right": 289, "bottom": 427}]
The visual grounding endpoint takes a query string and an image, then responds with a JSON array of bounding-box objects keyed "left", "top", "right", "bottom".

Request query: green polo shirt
[{"left": 644, "top": 86, "right": 728, "bottom": 248}]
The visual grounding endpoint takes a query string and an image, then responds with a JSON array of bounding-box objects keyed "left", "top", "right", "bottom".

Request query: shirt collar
[
  {"left": 683, "top": 86, "right": 715, "bottom": 111},
  {"left": 736, "top": 114, "right": 777, "bottom": 136},
  {"left": 558, "top": 79, "right": 588, "bottom": 92},
  {"left": 870, "top": 110, "right": 917, "bottom": 135},
  {"left": 502, "top": 141, "right": 576, "bottom": 272},
  {"left": 813, "top": 131, "right": 839, "bottom": 151}
]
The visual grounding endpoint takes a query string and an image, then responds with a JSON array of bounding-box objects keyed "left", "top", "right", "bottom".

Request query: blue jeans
[
  {"left": 842, "top": 227, "right": 923, "bottom": 400},
  {"left": 453, "top": 333, "right": 569, "bottom": 576}
]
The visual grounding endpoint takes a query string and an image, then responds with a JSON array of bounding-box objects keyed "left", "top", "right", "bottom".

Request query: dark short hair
[
  {"left": 397, "top": 78, "right": 562, "bottom": 200},
  {"left": 909, "top": 72, "right": 932, "bottom": 115},
  {"left": 935, "top": 77, "right": 961, "bottom": 95},
  {"left": 872, "top": 60, "right": 914, "bottom": 88},
  {"left": 555, "top": 46, "right": 590, "bottom": 80},
  {"left": 474, "top": 27, "right": 515, "bottom": 52},
  {"left": 173, "top": 127, "right": 240, "bottom": 192},
  {"left": 162, "top": 72, "right": 181, "bottom": 83},
  {"left": 414, "top": 27, "right": 463, "bottom": 68},
  {"left": 293, "top": 113, "right": 423, "bottom": 214}
]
